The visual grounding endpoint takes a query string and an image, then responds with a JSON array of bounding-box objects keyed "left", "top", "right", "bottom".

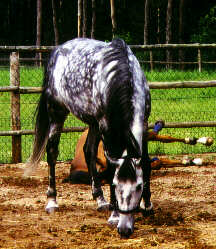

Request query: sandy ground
[{"left": 0, "top": 158, "right": 216, "bottom": 249}]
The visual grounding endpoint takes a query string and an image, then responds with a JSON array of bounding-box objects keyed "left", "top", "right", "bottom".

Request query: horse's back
[
  {"left": 46, "top": 38, "right": 109, "bottom": 123},
  {"left": 45, "top": 37, "right": 150, "bottom": 135}
]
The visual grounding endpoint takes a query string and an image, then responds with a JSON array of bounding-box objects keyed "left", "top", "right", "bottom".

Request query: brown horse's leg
[
  {"left": 83, "top": 124, "right": 109, "bottom": 211},
  {"left": 148, "top": 132, "right": 186, "bottom": 143}
]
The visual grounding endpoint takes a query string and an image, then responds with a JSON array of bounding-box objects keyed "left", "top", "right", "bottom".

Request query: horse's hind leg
[
  {"left": 45, "top": 104, "right": 68, "bottom": 213},
  {"left": 83, "top": 124, "right": 110, "bottom": 211},
  {"left": 45, "top": 123, "right": 62, "bottom": 213}
]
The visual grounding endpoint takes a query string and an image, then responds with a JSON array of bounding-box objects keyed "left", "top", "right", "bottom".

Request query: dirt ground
[{"left": 0, "top": 155, "right": 216, "bottom": 249}]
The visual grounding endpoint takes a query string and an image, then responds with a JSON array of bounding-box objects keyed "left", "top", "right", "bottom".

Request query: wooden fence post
[
  {"left": 10, "top": 52, "right": 22, "bottom": 163},
  {"left": 150, "top": 50, "right": 154, "bottom": 71},
  {"left": 198, "top": 48, "right": 202, "bottom": 72}
]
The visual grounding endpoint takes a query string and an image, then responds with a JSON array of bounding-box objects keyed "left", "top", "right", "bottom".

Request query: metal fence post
[{"left": 10, "top": 51, "right": 22, "bottom": 163}]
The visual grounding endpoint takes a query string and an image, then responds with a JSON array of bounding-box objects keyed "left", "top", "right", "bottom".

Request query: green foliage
[
  {"left": 191, "top": 5, "right": 216, "bottom": 43},
  {"left": 105, "top": 32, "right": 134, "bottom": 44},
  {"left": 114, "top": 32, "right": 133, "bottom": 44}
]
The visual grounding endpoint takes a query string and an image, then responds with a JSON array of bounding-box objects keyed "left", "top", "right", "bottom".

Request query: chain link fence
[{"left": 0, "top": 45, "right": 216, "bottom": 163}]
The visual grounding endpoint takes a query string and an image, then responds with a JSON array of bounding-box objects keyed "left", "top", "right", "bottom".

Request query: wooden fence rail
[
  {"left": 1, "top": 81, "right": 216, "bottom": 94},
  {"left": 1, "top": 43, "right": 216, "bottom": 51},
  {"left": 1, "top": 121, "right": 216, "bottom": 137},
  {"left": 0, "top": 46, "right": 216, "bottom": 163},
  {"left": 1, "top": 43, "right": 216, "bottom": 71},
  {"left": 130, "top": 43, "right": 216, "bottom": 72}
]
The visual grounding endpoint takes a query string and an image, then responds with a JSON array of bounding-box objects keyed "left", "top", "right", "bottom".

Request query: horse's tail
[{"left": 24, "top": 69, "right": 50, "bottom": 176}]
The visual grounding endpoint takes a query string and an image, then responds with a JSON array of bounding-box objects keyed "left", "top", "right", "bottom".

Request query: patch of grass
[{"left": 145, "top": 69, "right": 216, "bottom": 82}]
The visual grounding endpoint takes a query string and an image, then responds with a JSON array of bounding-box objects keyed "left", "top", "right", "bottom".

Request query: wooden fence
[
  {"left": 0, "top": 44, "right": 216, "bottom": 163},
  {"left": 130, "top": 43, "right": 216, "bottom": 72},
  {"left": 1, "top": 43, "right": 216, "bottom": 71}
]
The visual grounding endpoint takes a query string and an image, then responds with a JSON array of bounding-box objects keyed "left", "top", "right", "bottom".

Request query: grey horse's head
[{"left": 112, "top": 156, "right": 143, "bottom": 238}]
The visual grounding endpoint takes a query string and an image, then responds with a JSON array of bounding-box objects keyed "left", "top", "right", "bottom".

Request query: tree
[
  {"left": 36, "top": 0, "right": 42, "bottom": 47},
  {"left": 191, "top": 5, "right": 216, "bottom": 43},
  {"left": 36, "top": 0, "right": 42, "bottom": 66},
  {"left": 82, "top": 0, "right": 87, "bottom": 37},
  {"left": 179, "top": 0, "right": 185, "bottom": 69},
  {"left": 110, "top": 0, "right": 117, "bottom": 38},
  {"left": 1, "top": 0, "right": 215, "bottom": 46},
  {"left": 78, "top": 0, "right": 82, "bottom": 37},
  {"left": 178, "top": 0, "right": 184, "bottom": 44},
  {"left": 166, "top": 0, "right": 173, "bottom": 69},
  {"left": 52, "top": 0, "right": 59, "bottom": 45},
  {"left": 144, "top": 0, "right": 150, "bottom": 45},
  {"left": 91, "top": 0, "right": 96, "bottom": 39}
]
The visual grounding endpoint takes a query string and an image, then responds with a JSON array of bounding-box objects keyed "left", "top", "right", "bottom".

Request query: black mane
[{"left": 103, "top": 38, "right": 134, "bottom": 158}]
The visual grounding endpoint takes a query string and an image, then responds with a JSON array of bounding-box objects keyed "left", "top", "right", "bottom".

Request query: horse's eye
[{"left": 136, "top": 183, "right": 142, "bottom": 192}]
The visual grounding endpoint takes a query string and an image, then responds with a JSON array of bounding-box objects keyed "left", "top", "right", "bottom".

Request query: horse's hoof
[
  {"left": 154, "top": 120, "right": 165, "bottom": 133},
  {"left": 141, "top": 208, "right": 154, "bottom": 217},
  {"left": 108, "top": 218, "right": 119, "bottom": 227},
  {"left": 97, "top": 203, "right": 110, "bottom": 212},
  {"left": 45, "top": 206, "right": 58, "bottom": 214},
  {"left": 45, "top": 199, "right": 58, "bottom": 214},
  {"left": 108, "top": 210, "right": 120, "bottom": 226},
  {"left": 140, "top": 201, "right": 154, "bottom": 216},
  {"left": 108, "top": 217, "right": 119, "bottom": 227}
]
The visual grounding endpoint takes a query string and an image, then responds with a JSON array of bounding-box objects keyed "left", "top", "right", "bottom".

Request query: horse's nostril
[
  {"left": 126, "top": 228, "right": 132, "bottom": 237},
  {"left": 118, "top": 227, "right": 133, "bottom": 238}
]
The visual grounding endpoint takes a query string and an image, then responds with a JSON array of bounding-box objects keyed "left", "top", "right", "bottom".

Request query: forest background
[{"left": 0, "top": 0, "right": 216, "bottom": 47}]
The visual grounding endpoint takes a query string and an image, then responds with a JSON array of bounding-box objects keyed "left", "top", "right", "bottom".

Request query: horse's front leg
[
  {"left": 83, "top": 125, "right": 110, "bottom": 211},
  {"left": 103, "top": 162, "right": 119, "bottom": 225},
  {"left": 140, "top": 140, "right": 154, "bottom": 215},
  {"left": 108, "top": 182, "right": 120, "bottom": 226}
]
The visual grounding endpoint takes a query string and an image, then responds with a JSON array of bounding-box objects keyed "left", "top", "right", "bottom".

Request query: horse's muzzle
[
  {"left": 118, "top": 227, "right": 133, "bottom": 238},
  {"left": 117, "top": 212, "right": 135, "bottom": 238}
]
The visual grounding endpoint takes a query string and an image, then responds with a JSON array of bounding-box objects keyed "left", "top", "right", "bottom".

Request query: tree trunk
[
  {"left": 179, "top": 0, "right": 185, "bottom": 69},
  {"left": 144, "top": 0, "right": 149, "bottom": 45},
  {"left": 36, "top": 0, "right": 42, "bottom": 46},
  {"left": 110, "top": 0, "right": 117, "bottom": 38},
  {"left": 91, "top": 0, "right": 96, "bottom": 39},
  {"left": 166, "top": 0, "right": 173, "bottom": 69},
  {"left": 157, "top": 7, "right": 160, "bottom": 44},
  {"left": 82, "top": 0, "right": 87, "bottom": 38},
  {"left": 52, "top": 0, "right": 59, "bottom": 45},
  {"left": 36, "top": 0, "right": 42, "bottom": 66},
  {"left": 78, "top": 0, "right": 82, "bottom": 37}
]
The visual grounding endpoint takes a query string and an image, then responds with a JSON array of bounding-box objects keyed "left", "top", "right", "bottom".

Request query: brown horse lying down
[{"left": 63, "top": 121, "right": 213, "bottom": 184}]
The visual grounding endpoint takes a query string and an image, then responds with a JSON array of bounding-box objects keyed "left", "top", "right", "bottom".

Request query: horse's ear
[{"left": 126, "top": 130, "right": 141, "bottom": 158}]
